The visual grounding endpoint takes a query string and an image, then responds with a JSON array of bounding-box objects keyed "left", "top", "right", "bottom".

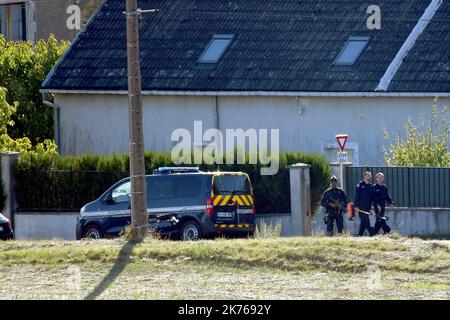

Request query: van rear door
[{"left": 212, "top": 174, "right": 255, "bottom": 227}]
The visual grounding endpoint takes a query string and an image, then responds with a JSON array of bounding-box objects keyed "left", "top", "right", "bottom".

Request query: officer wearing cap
[
  {"left": 354, "top": 172, "right": 375, "bottom": 236},
  {"left": 373, "top": 172, "right": 393, "bottom": 234},
  {"left": 320, "top": 175, "right": 348, "bottom": 236}
]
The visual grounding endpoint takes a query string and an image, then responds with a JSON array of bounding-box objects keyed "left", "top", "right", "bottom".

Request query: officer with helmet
[{"left": 320, "top": 175, "right": 348, "bottom": 236}]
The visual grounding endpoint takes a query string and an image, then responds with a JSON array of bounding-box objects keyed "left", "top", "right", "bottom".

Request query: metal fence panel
[{"left": 345, "top": 167, "right": 450, "bottom": 208}]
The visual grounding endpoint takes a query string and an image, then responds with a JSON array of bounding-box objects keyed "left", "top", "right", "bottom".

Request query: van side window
[
  {"left": 174, "top": 176, "right": 202, "bottom": 198},
  {"left": 154, "top": 178, "right": 173, "bottom": 200},
  {"left": 148, "top": 178, "right": 173, "bottom": 200},
  {"left": 147, "top": 175, "right": 202, "bottom": 200},
  {"left": 111, "top": 181, "right": 131, "bottom": 203}
]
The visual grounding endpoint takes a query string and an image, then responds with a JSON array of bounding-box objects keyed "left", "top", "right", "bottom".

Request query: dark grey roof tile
[{"left": 43, "top": 0, "right": 449, "bottom": 93}]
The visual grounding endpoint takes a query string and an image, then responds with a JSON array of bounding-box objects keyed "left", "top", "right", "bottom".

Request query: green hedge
[{"left": 15, "top": 151, "right": 330, "bottom": 213}]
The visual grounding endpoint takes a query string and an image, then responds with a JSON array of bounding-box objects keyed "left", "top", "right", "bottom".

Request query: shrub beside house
[{"left": 14, "top": 151, "right": 330, "bottom": 214}]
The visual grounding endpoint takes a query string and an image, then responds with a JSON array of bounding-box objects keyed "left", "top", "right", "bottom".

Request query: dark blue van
[{"left": 76, "top": 167, "right": 256, "bottom": 240}]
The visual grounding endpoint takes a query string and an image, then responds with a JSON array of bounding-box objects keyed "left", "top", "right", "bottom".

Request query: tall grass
[{"left": 255, "top": 220, "right": 282, "bottom": 239}]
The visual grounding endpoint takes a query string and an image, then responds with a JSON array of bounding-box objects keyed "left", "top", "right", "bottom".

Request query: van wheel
[
  {"left": 83, "top": 225, "right": 103, "bottom": 239},
  {"left": 180, "top": 221, "right": 202, "bottom": 241}
]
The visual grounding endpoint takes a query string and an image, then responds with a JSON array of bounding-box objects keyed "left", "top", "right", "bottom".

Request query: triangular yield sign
[{"left": 336, "top": 134, "right": 348, "bottom": 151}]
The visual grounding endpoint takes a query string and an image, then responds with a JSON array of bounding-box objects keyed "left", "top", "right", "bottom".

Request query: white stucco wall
[
  {"left": 54, "top": 94, "right": 450, "bottom": 165},
  {"left": 13, "top": 209, "right": 450, "bottom": 240},
  {"left": 14, "top": 213, "right": 79, "bottom": 240},
  {"left": 313, "top": 208, "right": 450, "bottom": 236}
]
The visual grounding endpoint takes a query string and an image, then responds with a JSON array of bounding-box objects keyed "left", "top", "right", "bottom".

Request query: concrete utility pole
[{"left": 126, "top": 0, "right": 147, "bottom": 240}]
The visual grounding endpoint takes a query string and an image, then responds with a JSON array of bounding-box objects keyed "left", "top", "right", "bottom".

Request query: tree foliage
[
  {"left": 0, "top": 86, "right": 57, "bottom": 155},
  {"left": 0, "top": 35, "right": 69, "bottom": 143},
  {"left": 383, "top": 103, "right": 450, "bottom": 167}
]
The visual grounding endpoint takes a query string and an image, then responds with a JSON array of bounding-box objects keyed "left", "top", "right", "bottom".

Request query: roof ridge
[{"left": 375, "top": 0, "right": 443, "bottom": 92}]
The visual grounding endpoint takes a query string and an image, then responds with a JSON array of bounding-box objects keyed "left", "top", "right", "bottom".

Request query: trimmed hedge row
[{"left": 15, "top": 151, "right": 331, "bottom": 213}]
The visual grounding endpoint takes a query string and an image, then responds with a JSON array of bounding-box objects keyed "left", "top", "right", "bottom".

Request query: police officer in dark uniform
[
  {"left": 354, "top": 172, "right": 374, "bottom": 236},
  {"left": 320, "top": 175, "right": 348, "bottom": 236},
  {"left": 373, "top": 172, "right": 393, "bottom": 234}
]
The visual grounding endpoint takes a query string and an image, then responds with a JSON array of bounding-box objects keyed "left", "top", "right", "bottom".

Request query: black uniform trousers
[
  {"left": 373, "top": 204, "right": 391, "bottom": 234},
  {"left": 358, "top": 206, "right": 374, "bottom": 236},
  {"left": 327, "top": 211, "right": 344, "bottom": 235}
]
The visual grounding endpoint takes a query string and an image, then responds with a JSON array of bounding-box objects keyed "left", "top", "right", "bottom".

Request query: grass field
[{"left": 0, "top": 235, "right": 449, "bottom": 300}]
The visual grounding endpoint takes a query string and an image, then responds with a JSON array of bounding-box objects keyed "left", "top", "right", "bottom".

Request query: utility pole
[{"left": 126, "top": 0, "right": 147, "bottom": 240}]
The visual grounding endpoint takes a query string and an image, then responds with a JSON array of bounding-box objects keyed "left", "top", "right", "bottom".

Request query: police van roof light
[{"left": 154, "top": 167, "right": 200, "bottom": 174}]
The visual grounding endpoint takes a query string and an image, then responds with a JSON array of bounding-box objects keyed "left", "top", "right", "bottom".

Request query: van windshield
[{"left": 213, "top": 175, "right": 251, "bottom": 195}]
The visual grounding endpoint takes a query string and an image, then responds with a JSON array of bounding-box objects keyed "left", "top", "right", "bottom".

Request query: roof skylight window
[
  {"left": 335, "top": 36, "right": 370, "bottom": 65},
  {"left": 198, "top": 34, "right": 234, "bottom": 63}
]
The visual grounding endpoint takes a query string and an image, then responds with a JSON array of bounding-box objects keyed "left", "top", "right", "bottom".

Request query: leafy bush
[
  {"left": 0, "top": 35, "right": 69, "bottom": 143},
  {"left": 383, "top": 104, "right": 450, "bottom": 167},
  {"left": 1, "top": 87, "right": 58, "bottom": 155},
  {"left": 14, "top": 151, "right": 330, "bottom": 213}
]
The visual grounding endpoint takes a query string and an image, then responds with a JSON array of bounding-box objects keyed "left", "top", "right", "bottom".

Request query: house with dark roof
[
  {"left": 0, "top": 0, "right": 101, "bottom": 42},
  {"left": 41, "top": 0, "right": 450, "bottom": 165}
]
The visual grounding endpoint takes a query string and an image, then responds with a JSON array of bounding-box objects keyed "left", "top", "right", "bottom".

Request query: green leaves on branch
[
  {"left": 0, "top": 33, "right": 65, "bottom": 155},
  {"left": 383, "top": 103, "right": 450, "bottom": 167},
  {"left": 0, "top": 86, "right": 16, "bottom": 132},
  {"left": 0, "top": 35, "right": 69, "bottom": 143},
  {"left": 0, "top": 86, "right": 57, "bottom": 155}
]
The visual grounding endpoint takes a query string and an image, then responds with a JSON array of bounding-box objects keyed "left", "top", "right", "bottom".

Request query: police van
[{"left": 76, "top": 167, "right": 256, "bottom": 240}]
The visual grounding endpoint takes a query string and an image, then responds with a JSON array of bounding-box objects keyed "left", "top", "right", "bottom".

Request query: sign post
[{"left": 336, "top": 134, "right": 349, "bottom": 188}]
